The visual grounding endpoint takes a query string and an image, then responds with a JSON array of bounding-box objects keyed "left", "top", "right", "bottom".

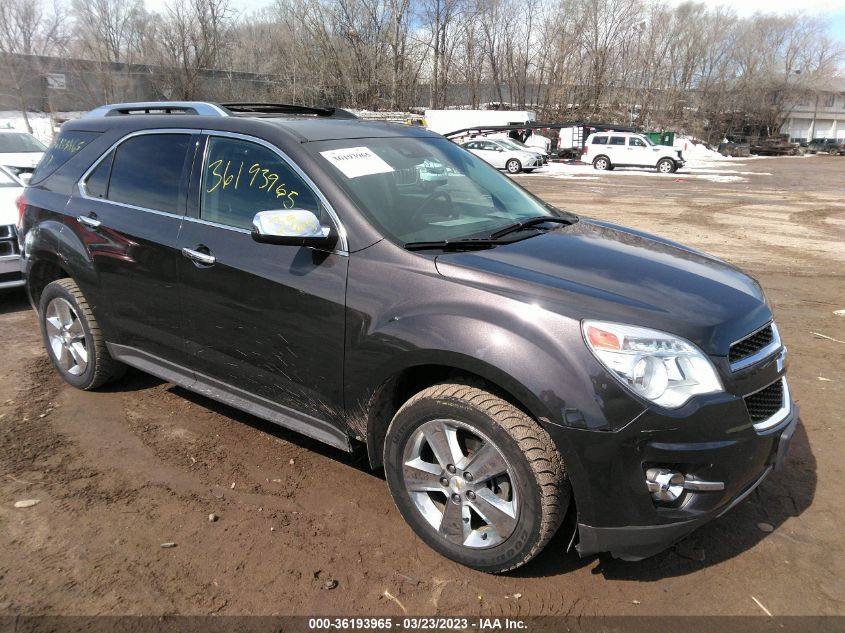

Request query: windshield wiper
[
  {"left": 489, "top": 216, "right": 574, "bottom": 240},
  {"left": 404, "top": 238, "right": 500, "bottom": 251}
]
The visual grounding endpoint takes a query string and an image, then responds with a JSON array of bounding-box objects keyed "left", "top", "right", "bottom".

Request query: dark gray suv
[{"left": 18, "top": 101, "right": 797, "bottom": 573}]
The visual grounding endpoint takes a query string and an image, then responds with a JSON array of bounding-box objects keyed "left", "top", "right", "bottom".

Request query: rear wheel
[
  {"left": 39, "top": 279, "right": 125, "bottom": 390},
  {"left": 657, "top": 158, "right": 677, "bottom": 174},
  {"left": 592, "top": 156, "right": 611, "bottom": 170},
  {"left": 384, "top": 382, "right": 569, "bottom": 573},
  {"left": 505, "top": 159, "right": 522, "bottom": 174}
]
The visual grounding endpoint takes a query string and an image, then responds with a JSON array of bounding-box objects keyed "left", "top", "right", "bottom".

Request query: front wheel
[
  {"left": 384, "top": 383, "right": 569, "bottom": 573},
  {"left": 505, "top": 159, "right": 522, "bottom": 174},
  {"left": 657, "top": 158, "right": 677, "bottom": 173}
]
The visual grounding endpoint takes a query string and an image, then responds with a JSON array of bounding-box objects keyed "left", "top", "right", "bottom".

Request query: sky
[{"left": 139, "top": 0, "right": 845, "bottom": 44}]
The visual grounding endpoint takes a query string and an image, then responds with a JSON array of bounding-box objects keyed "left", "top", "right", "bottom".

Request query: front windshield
[
  {"left": 0, "top": 132, "right": 47, "bottom": 153},
  {"left": 310, "top": 137, "right": 562, "bottom": 244}
]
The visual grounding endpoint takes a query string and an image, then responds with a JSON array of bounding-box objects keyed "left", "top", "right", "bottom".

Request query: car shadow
[
  {"left": 516, "top": 418, "right": 816, "bottom": 579},
  {"left": 96, "top": 366, "right": 167, "bottom": 393},
  {"left": 93, "top": 362, "right": 817, "bottom": 579},
  {"left": 167, "top": 383, "right": 378, "bottom": 478},
  {"left": 0, "top": 288, "right": 31, "bottom": 315}
]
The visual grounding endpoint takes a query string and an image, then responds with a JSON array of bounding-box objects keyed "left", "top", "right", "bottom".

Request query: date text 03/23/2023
[{"left": 307, "top": 618, "right": 528, "bottom": 630}]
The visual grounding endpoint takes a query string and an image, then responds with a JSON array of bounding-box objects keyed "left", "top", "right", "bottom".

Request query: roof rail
[
  {"left": 220, "top": 102, "right": 358, "bottom": 119},
  {"left": 83, "top": 101, "right": 230, "bottom": 118}
]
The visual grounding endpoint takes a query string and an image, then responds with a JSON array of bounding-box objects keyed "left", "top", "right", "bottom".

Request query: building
[{"left": 781, "top": 78, "right": 845, "bottom": 141}]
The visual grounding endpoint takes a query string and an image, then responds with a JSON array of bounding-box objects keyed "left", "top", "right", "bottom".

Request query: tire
[
  {"left": 657, "top": 158, "right": 676, "bottom": 174},
  {"left": 384, "top": 382, "right": 569, "bottom": 573},
  {"left": 38, "top": 278, "right": 125, "bottom": 390},
  {"left": 592, "top": 156, "right": 611, "bottom": 170},
  {"left": 505, "top": 159, "right": 522, "bottom": 174}
]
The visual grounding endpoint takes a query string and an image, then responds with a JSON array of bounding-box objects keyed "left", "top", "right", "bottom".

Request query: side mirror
[{"left": 251, "top": 209, "right": 337, "bottom": 248}]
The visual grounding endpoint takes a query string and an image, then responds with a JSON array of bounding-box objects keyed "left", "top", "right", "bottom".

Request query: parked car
[
  {"left": 718, "top": 141, "right": 751, "bottom": 158},
  {"left": 19, "top": 101, "right": 796, "bottom": 573},
  {"left": 750, "top": 138, "right": 800, "bottom": 156},
  {"left": 0, "top": 129, "right": 48, "bottom": 182},
  {"left": 807, "top": 138, "right": 845, "bottom": 155},
  {"left": 461, "top": 138, "right": 542, "bottom": 173},
  {"left": 583, "top": 132, "right": 685, "bottom": 173},
  {"left": 0, "top": 165, "right": 25, "bottom": 290},
  {"left": 494, "top": 137, "right": 549, "bottom": 164}
]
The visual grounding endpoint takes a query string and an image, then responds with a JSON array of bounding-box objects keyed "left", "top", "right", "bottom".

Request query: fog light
[{"left": 646, "top": 467, "right": 684, "bottom": 502}]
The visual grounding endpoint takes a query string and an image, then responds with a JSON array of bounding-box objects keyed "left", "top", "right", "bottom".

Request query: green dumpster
[{"left": 646, "top": 131, "right": 675, "bottom": 146}]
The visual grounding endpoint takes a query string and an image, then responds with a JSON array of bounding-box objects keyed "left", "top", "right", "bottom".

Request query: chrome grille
[
  {"left": 729, "top": 322, "right": 782, "bottom": 371},
  {"left": 730, "top": 325, "right": 774, "bottom": 364},
  {"left": 744, "top": 379, "right": 784, "bottom": 423}
]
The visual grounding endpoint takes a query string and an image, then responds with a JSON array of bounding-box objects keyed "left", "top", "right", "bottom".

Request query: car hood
[
  {"left": 434, "top": 219, "right": 771, "bottom": 355},
  {"left": 0, "top": 152, "right": 43, "bottom": 169},
  {"left": 0, "top": 186, "right": 24, "bottom": 225}
]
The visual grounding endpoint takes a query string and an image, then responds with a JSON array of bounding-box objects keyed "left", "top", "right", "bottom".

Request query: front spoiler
[{"left": 575, "top": 407, "right": 798, "bottom": 561}]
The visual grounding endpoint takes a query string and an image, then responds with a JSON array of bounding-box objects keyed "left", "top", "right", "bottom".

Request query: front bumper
[
  {"left": 547, "top": 379, "right": 798, "bottom": 561},
  {"left": 576, "top": 408, "right": 796, "bottom": 560}
]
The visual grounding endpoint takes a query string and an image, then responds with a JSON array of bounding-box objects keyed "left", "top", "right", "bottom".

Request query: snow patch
[{"left": 0, "top": 111, "right": 86, "bottom": 143}]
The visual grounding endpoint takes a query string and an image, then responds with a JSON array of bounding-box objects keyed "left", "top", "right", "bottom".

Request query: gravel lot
[{"left": 1, "top": 155, "right": 843, "bottom": 618}]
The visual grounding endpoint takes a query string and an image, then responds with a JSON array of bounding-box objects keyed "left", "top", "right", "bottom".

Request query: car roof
[
  {"left": 258, "top": 117, "right": 440, "bottom": 142},
  {"left": 61, "top": 112, "right": 442, "bottom": 144}
]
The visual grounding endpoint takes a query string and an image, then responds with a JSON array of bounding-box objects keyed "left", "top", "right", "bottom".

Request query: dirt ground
[{"left": 1, "top": 155, "right": 843, "bottom": 618}]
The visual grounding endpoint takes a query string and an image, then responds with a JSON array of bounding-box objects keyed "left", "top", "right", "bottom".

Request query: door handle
[
  {"left": 182, "top": 247, "right": 216, "bottom": 266},
  {"left": 78, "top": 214, "right": 101, "bottom": 229}
]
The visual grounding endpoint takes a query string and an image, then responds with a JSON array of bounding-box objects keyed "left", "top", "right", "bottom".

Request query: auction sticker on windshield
[{"left": 320, "top": 146, "right": 394, "bottom": 179}]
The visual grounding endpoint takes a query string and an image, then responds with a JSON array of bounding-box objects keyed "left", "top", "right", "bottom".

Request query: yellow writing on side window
[{"left": 206, "top": 159, "right": 300, "bottom": 209}]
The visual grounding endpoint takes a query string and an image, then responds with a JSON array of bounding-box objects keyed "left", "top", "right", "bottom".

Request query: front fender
[
  {"left": 346, "top": 296, "right": 644, "bottom": 435},
  {"left": 346, "top": 311, "right": 638, "bottom": 534}
]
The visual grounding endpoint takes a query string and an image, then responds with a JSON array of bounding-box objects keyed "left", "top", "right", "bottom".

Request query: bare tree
[
  {"left": 0, "top": 0, "right": 66, "bottom": 131},
  {"left": 152, "top": 0, "right": 235, "bottom": 100}
]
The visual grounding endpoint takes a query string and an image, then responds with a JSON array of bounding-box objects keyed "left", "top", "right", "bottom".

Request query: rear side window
[
  {"left": 201, "top": 136, "right": 320, "bottom": 231},
  {"left": 609, "top": 136, "right": 626, "bottom": 146},
  {"left": 107, "top": 134, "right": 191, "bottom": 213},
  {"left": 31, "top": 130, "right": 100, "bottom": 183},
  {"left": 592, "top": 136, "right": 607, "bottom": 145},
  {"left": 84, "top": 150, "right": 113, "bottom": 199}
]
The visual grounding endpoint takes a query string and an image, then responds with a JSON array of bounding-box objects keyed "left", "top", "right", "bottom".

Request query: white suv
[
  {"left": 461, "top": 139, "right": 542, "bottom": 173},
  {"left": 583, "top": 132, "right": 684, "bottom": 173}
]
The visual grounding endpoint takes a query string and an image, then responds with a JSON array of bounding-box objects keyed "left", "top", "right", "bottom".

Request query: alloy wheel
[
  {"left": 44, "top": 297, "right": 88, "bottom": 376},
  {"left": 401, "top": 418, "right": 519, "bottom": 549}
]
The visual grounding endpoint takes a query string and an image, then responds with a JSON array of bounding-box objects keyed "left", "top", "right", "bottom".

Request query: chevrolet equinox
[{"left": 17, "top": 101, "right": 797, "bottom": 573}]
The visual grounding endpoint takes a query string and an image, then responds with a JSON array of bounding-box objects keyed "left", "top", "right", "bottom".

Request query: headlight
[{"left": 582, "top": 320, "right": 723, "bottom": 408}]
